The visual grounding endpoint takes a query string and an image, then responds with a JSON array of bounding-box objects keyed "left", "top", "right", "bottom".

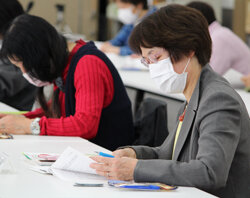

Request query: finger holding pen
[
  {"left": 90, "top": 155, "right": 137, "bottom": 181},
  {"left": 112, "top": 148, "right": 137, "bottom": 158},
  {"left": 89, "top": 156, "right": 114, "bottom": 178}
]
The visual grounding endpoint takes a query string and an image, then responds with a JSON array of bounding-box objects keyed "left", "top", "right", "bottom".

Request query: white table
[
  {"left": 0, "top": 102, "right": 19, "bottom": 112},
  {"left": 0, "top": 135, "right": 217, "bottom": 198}
]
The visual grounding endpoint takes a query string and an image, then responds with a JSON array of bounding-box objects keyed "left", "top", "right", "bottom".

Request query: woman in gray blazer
[{"left": 90, "top": 4, "right": 250, "bottom": 198}]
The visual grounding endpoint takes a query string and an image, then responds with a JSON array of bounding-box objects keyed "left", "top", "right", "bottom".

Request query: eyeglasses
[
  {"left": 140, "top": 49, "right": 165, "bottom": 67},
  {"left": 140, "top": 56, "right": 158, "bottom": 67}
]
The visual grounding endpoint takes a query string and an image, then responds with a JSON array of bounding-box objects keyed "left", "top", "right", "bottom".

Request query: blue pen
[
  {"left": 120, "top": 185, "right": 161, "bottom": 190},
  {"left": 95, "top": 151, "right": 114, "bottom": 158}
]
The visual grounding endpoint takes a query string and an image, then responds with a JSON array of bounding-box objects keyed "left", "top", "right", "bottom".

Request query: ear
[
  {"left": 189, "top": 51, "right": 195, "bottom": 58},
  {"left": 133, "top": 3, "right": 143, "bottom": 13}
]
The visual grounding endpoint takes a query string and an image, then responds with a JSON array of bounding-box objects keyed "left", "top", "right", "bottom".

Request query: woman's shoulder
[
  {"left": 76, "top": 54, "right": 109, "bottom": 72},
  {"left": 73, "top": 54, "right": 114, "bottom": 85},
  {"left": 198, "top": 65, "right": 244, "bottom": 111}
]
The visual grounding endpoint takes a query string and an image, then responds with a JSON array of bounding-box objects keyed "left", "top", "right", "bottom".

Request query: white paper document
[
  {"left": 28, "top": 147, "right": 105, "bottom": 183},
  {"left": 51, "top": 147, "right": 97, "bottom": 175},
  {"left": 51, "top": 168, "right": 105, "bottom": 183}
]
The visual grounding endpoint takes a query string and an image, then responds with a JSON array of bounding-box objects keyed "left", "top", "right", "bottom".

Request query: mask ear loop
[{"left": 182, "top": 57, "right": 191, "bottom": 74}]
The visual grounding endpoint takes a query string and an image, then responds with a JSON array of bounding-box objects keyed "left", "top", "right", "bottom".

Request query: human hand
[
  {"left": 0, "top": 115, "right": 33, "bottom": 134},
  {"left": 241, "top": 74, "right": 250, "bottom": 88},
  {"left": 0, "top": 113, "right": 8, "bottom": 119},
  {"left": 100, "top": 42, "right": 111, "bottom": 51},
  {"left": 100, "top": 42, "right": 120, "bottom": 54},
  {"left": 130, "top": 54, "right": 141, "bottom": 59},
  {"left": 90, "top": 156, "right": 138, "bottom": 181},
  {"left": 113, "top": 148, "right": 136, "bottom": 158}
]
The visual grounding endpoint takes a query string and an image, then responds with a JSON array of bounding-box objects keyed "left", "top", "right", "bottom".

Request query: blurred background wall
[{"left": 18, "top": 0, "right": 250, "bottom": 45}]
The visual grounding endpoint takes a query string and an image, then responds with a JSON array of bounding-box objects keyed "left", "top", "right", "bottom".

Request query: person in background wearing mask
[
  {"left": 0, "top": 0, "right": 37, "bottom": 110},
  {"left": 187, "top": 2, "right": 250, "bottom": 88},
  {"left": 0, "top": 14, "right": 134, "bottom": 151},
  {"left": 100, "top": 0, "right": 156, "bottom": 56},
  {"left": 90, "top": 5, "right": 250, "bottom": 198}
]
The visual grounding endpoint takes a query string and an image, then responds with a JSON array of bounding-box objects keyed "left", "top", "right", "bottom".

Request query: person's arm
[
  {"left": 119, "top": 45, "right": 133, "bottom": 56},
  {"left": 134, "top": 90, "right": 241, "bottom": 190},
  {"left": 209, "top": 34, "right": 232, "bottom": 75},
  {"left": 24, "top": 107, "right": 46, "bottom": 119},
  {"left": 128, "top": 103, "right": 186, "bottom": 160},
  {"left": 241, "top": 74, "right": 250, "bottom": 88},
  {"left": 0, "top": 62, "right": 33, "bottom": 100},
  {"left": 39, "top": 55, "right": 114, "bottom": 139},
  {"left": 110, "top": 24, "right": 133, "bottom": 47}
]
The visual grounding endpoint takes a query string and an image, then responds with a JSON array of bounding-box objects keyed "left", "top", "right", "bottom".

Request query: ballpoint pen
[
  {"left": 95, "top": 151, "right": 114, "bottom": 158},
  {"left": 119, "top": 184, "right": 161, "bottom": 190}
]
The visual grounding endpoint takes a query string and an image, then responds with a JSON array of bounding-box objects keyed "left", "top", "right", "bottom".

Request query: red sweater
[{"left": 25, "top": 40, "right": 114, "bottom": 139}]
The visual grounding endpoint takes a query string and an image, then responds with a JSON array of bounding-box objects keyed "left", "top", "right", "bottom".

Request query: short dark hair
[
  {"left": 120, "top": 0, "right": 148, "bottom": 9},
  {"left": 1, "top": 14, "right": 69, "bottom": 118},
  {"left": 187, "top": 1, "right": 216, "bottom": 25},
  {"left": 129, "top": 4, "right": 211, "bottom": 66},
  {"left": 0, "top": 0, "right": 24, "bottom": 36}
]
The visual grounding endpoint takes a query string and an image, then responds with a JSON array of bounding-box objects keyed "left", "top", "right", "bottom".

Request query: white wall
[
  {"left": 167, "top": 0, "right": 222, "bottom": 22},
  {"left": 222, "top": 0, "right": 234, "bottom": 9}
]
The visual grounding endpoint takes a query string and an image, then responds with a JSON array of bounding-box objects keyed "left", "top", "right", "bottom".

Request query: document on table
[
  {"left": 51, "top": 168, "right": 104, "bottom": 183},
  {"left": 29, "top": 164, "right": 104, "bottom": 183},
  {"left": 51, "top": 147, "right": 96, "bottom": 175},
  {"left": 28, "top": 147, "right": 105, "bottom": 182}
]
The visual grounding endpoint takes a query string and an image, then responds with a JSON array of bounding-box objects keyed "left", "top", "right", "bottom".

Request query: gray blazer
[{"left": 131, "top": 65, "right": 250, "bottom": 198}]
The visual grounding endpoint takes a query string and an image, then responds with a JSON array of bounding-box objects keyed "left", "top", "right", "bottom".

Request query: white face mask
[
  {"left": 117, "top": 7, "right": 138, "bottom": 25},
  {"left": 23, "top": 73, "right": 50, "bottom": 87},
  {"left": 149, "top": 57, "right": 191, "bottom": 94}
]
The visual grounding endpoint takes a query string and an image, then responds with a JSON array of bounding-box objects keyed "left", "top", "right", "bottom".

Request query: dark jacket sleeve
[{"left": 0, "top": 60, "right": 37, "bottom": 110}]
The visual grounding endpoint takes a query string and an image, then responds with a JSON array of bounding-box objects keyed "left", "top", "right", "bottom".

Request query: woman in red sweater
[{"left": 0, "top": 14, "right": 134, "bottom": 150}]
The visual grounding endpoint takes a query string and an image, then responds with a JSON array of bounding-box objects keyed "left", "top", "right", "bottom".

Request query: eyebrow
[
  {"left": 147, "top": 50, "right": 154, "bottom": 56},
  {"left": 142, "top": 50, "right": 154, "bottom": 59}
]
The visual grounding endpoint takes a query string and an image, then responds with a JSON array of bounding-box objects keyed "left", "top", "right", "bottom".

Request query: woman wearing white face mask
[
  {"left": 90, "top": 5, "right": 250, "bottom": 198},
  {"left": 100, "top": 0, "right": 156, "bottom": 56},
  {"left": 0, "top": 14, "right": 135, "bottom": 151}
]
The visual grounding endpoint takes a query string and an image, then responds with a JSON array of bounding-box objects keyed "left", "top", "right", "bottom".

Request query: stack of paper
[
  {"left": 51, "top": 147, "right": 96, "bottom": 174},
  {"left": 29, "top": 147, "right": 104, "bottom": 183}
]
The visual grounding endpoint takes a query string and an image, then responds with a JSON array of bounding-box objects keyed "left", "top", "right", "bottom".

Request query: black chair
[{"left": 133, "top": 98, "right": 169, "bottom": 147}]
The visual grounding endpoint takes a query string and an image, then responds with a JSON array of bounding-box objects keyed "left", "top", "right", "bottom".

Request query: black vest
[{"left": 65, "top": 41, "right": 134, "bottom": 151}]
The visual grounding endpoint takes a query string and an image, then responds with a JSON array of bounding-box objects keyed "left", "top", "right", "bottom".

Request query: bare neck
[
  {"left": 67, "top": 41, "right": 76, "bottom": 52},
  {"left": 183, "top": 60, "right": 202, "bottom": 103},
  {"left": 138, "top": 9, "right": 148, "bottom": 19}
]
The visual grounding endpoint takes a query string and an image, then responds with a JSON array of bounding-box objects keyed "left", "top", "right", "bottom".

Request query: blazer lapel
[
  {"left": 159, "top": 102, "right": 186, "bottom": 159},
  {"left": 172, "top": 73, "right": 202, "bottom": 161},
  {"left": 173, "top": 106, "right": 196, "bottom": 160}
]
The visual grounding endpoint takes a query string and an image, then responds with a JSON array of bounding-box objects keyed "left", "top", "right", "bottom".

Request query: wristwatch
[{"left": 30, "top": 118, "right": 41, "bottom": 135}]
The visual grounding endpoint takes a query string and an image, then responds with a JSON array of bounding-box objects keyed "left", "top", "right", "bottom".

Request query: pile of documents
[{"left": 27, "top": 147, "right": 104, "bottom": 183}]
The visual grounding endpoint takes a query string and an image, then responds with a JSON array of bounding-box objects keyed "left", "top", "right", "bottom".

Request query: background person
[
  {"left": 0, "top": 0, "right": 37, "bottom": 110},
  {"left": 187, "top": 1, "right": 250, "bottom": 88},
  {"left": 100, "top": 0, "right": 156, "bottom": 56},
  {"left": 90, "top": 5, "right": 250, "bottom": 198},
  {"left": 0, "top": 14, "right": 134, "bottom": 151}
]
